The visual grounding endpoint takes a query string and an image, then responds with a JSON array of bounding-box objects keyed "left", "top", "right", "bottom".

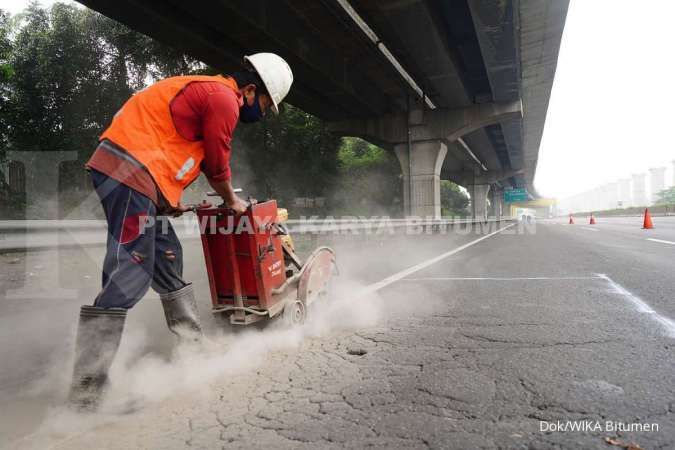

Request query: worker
[{"left": 69, "top": 53, "right": 293, "bottom": 410}]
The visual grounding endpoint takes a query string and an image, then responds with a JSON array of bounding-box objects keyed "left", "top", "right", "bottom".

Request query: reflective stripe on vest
[
  {"left": 175, "top": 157, "right": 195, "bottom": 181},
  {"left": 100, "top": 75, "right": 239, "bottom": 206}
]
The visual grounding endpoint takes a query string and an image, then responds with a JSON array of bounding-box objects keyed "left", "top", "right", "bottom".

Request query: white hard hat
[{"left": 244, "top": 53, "right": 293, "bottom": 115}]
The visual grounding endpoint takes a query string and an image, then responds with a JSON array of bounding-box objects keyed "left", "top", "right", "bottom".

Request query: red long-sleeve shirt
[{"left": 86, "top": 80, "right": 242, "bottom": 206}]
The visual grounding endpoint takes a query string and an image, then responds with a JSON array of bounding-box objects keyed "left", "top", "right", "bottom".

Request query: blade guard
[{"left": 297, "top": 247, "right": 337, "bottom": 305}]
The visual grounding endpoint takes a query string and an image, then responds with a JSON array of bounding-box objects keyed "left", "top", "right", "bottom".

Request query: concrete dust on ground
[
  {"left": 1, "top": 230, "right": 466, "bottom": 448},
  {"left": 9, "top": 264, "right": 439, "bottom": 449}
]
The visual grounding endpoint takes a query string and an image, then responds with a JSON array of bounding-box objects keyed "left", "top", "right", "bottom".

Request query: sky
[
  {"left": 3, "top": 0, "right": 674, "bottom": 200},
  {"left": 3, "top": 0, "right": 76, "bottom": 15},
  {"left": 535, "top": 0, "right": 675, "bottom": 199}
]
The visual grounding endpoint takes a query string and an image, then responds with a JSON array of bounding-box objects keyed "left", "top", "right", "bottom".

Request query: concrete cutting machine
[{"left": 194, "top": 197, "right": 336, "bottom": 327}]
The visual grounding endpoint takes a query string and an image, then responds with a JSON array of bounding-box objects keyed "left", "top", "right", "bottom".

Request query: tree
[
  {"left": 0, "top": 2, "right": 400, "bottom": 218},
  {"left": 0, "top": 3, "right": 205, "bottom": 216},
  {"left": 0, "top": 8, "right": 13, "bottom": 156},
  {"left": 329, "top": 137, "right": 402, "bottom": 216},
  {"left": 231, "top": 104, "right": 341, "bottom": 211},
  {"left": 4, "top": 3, "right": 203, "bottom": 159},
  {"left": 440, "top": 180, "right": 469, "bottom": 216},
  {"left": 655, "top": 186, "right": 675, "bottom": 205}
]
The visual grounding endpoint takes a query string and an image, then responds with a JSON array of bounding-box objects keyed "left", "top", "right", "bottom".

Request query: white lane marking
[
  {"left": 647, "top": 238, "right": 675, "bottom": 246},
  {"left": 402, "top": 276, "right": 603, "bottom": 281},
  {"left": 596, "top": 273, "right": 675, "bottom": 339},
  {"left": 581, "top": 227, "right": 599, "bottom": 232},
  {"left": 361, "top": 223, "right": 515, "bottom": 295}
]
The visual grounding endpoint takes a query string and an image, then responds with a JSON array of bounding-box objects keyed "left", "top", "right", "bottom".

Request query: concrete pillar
[
  {"left": 394, "top": 140, "right": 447, "bottom": 218},
  {"left": 470, "top": 183, "right": 490, "bottom": 221},
  {"left": 631, "top": 173, "right": 647, "bottom": 207},
  {"left": 617, "top": 178, "right": 631, "bottom": 208},
  {"left": 489, "top": 186, "right": 503, "bottom": 218},
  {"left": 649, "top": 167, "right": 666, "bottom": 205}
]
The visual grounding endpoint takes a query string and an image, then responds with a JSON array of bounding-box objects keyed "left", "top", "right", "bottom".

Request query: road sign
[{"left": 504, "top": 188, "right": 528, "bottom": 203}]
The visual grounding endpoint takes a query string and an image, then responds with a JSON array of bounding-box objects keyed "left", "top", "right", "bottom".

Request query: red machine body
[
  {"left": 195, "top": 198, "right": 336, "bottom": 327},
  {"left": 197, "top": 200, "right": 287, "bottom": 318}
]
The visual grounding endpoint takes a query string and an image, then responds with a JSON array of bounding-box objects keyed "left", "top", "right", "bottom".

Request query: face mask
[{"left": 239, "top": 91, "right": 264, "bottom": 123}]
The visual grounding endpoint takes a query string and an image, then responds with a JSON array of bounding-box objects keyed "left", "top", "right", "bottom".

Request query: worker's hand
[
  {"left": 167, "top": 201, "right": 212, "bottom": 217},
  {"left": 206, "top": 178, "right": 247, "bottom": 214},
  {"left": 167, "top": 203, "right": 189, "bottom": 218},
  {"left": 227, "top": 195, "right": 248, "bottom": 215}
]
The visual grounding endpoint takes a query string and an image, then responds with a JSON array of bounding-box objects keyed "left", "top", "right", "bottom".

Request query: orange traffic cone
[
  {"left": 569, "top": 214, "right": 574, "bottom": 225},
  {"left": 589, "top": 213, "right": 596, "bottom": 225},
  {"left": 643, "top": 208, "right": 654, "bottom": 229}
]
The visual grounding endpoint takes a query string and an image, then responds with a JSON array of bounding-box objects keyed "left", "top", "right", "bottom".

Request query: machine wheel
[{"left": 283, "top": 300, "right": 306, "bottom": 326}]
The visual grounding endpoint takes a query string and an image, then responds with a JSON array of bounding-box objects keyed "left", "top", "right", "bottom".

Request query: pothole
[{"left": 347, "top": 348, "right": 367, "bottom": 356}]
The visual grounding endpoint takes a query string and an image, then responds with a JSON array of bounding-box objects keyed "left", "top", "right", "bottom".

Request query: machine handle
[
  {"left": 189, "top": 191, "right": 256, "bottom": 215},
  {"left": 216, "top": 199, "right": 257, "bottom": 212},
  {"left": 182, "top": 200, "right": 213, "bottom": 213},
  {"left": 206, "top": 188, "right": 242, "bottom": 196}
]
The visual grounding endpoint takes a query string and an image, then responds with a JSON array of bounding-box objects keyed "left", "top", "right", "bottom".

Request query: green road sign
[{"left": 504, "top": 188, "right": 529, "bottom": 203}]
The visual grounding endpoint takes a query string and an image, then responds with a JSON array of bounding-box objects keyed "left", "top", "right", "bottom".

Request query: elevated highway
[{"left": 76, "top": 0, "right": 569, "bottom": 218}]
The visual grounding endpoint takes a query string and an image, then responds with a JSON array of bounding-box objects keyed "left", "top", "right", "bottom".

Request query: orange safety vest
[{"left": 101, "top": 75, "right": 239, "bottom": 207}]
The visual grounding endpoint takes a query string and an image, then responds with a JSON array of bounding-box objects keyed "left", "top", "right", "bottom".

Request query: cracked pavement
[{"left": 2, "top": 219, "right": 675, "bottom": 449}]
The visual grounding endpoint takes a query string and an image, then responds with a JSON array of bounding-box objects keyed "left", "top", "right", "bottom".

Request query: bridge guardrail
[{"left": 0, "top": 217, "right": 515, "bottom": 253}]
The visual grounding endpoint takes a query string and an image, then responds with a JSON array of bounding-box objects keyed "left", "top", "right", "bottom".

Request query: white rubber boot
[
  {"left": 68, "top": 305, "right": 126, "bottom": 411},
  {"left": 160, "top": 284, "right": 203, "bottom": 342}
]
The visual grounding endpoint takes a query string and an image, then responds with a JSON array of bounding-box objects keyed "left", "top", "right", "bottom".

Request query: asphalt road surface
[{"left": 1, "top": 217, "right": 674, "bottom": 449}]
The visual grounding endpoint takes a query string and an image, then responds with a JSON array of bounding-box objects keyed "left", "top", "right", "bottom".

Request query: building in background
[
  {"left": 617, "top": 178, "right": 631, "bottom": 208},
  {"left": 648, "top": 167, "right": 666, "bottom": 205},
  {"left": 557, "top": 159, "right": 675, "bottom": 213}
]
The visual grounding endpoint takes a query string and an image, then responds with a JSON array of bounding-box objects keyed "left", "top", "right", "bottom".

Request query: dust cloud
[
  {"left": 3, "top": 229, "right": 462, "bottom": 448},
  {"left": 108, "top": 277, "right": 384, "bottom": 407},
  {"left": 7, "top": 273, "right": 388, "bottom": 448}
]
